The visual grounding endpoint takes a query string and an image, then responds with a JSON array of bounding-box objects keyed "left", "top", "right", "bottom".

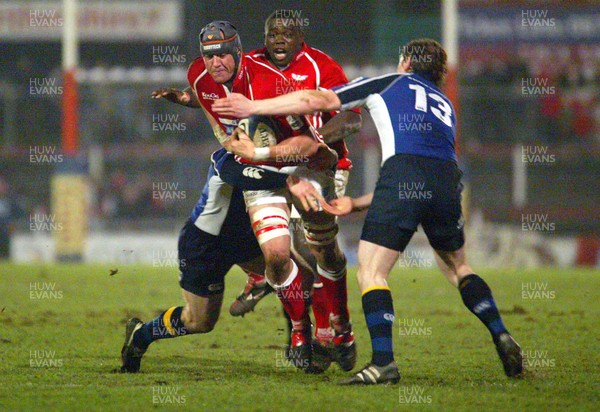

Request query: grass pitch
[{"left": 0, "top": 262, "right": 598, "bottom": 411}]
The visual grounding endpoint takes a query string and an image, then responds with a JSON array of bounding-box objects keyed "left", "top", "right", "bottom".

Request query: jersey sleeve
[
  {"left": 334, "top": 74, "right": 402, "bottom": 110},
  {"left": 316, "top": 54, "right": 361, "bottom": 115},
  {"left": 187, "top": 57, "right": 205, "bottom": 93},
  {"left": 213, "top": 150, "right": 289, "bottom": 190}
]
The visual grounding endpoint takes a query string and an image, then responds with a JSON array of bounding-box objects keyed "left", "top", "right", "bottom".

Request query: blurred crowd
[
  {"left": 462, "top": 44, "right": 600, "bottom": 145},
  {"left": 0, "top": 45, "right": 598, "bottom": 227}
]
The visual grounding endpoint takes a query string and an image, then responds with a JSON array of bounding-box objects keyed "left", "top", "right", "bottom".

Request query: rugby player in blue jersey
[{"left": 214, "top": 38, "right": 523, "bottom": 384}]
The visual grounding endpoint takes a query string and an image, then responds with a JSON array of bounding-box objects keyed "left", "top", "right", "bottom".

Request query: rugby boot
[
  {"left": 120, "top": 318, "right": 146, "bottom": 373},
  {"left": 306, "top": 339, "right": 333, "bottom": 374},
  {"left": 332, "top": 327, "right": 357, "bottom": 372},
  {"left": 288, "top": 325, "right": 312, "bottom": 371},
  {"left": 495, "top": 333, "right": 523, "bottom": 377},
  {"left": 339, "top": 362, "right": 400, "bottom": 385},
  {"left": 229, "top": 275, "right": 273, "bottom": 317}
]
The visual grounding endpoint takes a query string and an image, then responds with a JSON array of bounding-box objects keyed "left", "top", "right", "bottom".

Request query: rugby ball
[{"left": 237, "top": 115, "right": 279, "bottom": 148}]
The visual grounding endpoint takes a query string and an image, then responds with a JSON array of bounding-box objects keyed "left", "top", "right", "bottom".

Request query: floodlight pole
[
  {"left": 442, "top": 0, "right": 459, "bottom": 155},
  {"left": 62, "top": 0, "right": 78, "bottom": 156},
  {"left": 54, "top": 0, "right": 86, "bottom": 263}
]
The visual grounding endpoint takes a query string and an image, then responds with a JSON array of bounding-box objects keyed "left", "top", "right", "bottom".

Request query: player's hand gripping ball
[{"left": 236, "top": 115, "right": 280, "bottom": 148}]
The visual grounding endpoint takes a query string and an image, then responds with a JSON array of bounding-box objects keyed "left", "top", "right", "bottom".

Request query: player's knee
[
  {"left": 265, "top": 249, "right": 290, "bottom": 277},
  {"left": 181, "top": 305, "right": 218, "bottom": 334},
  {"left": 184, "top": 318, "right": 216, "bottom": 334}
]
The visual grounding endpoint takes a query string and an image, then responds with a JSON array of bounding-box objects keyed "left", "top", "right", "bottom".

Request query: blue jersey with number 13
[{"left": 335, "top": 73, "right": 456, "bottom": 164}]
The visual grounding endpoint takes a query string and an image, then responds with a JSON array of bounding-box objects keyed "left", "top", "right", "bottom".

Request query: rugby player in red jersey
[
  {"left": 152, "top": 17, "right": 361, "bottom": 372},
  {"left": 224, "top": 11, "right": 362, "bottom": 371},
  {"left": 122, "top": 21, "right": 333, "bottom": 372}
]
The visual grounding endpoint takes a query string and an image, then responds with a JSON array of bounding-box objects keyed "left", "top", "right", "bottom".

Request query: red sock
[
  {"left": 312, "top": 282, "right": 334, "bottom": 343},
  {"left": 318, "top": 267, "right": 350, "bottom": 332},
  {"left": 273, "top": 261, "right": 310, "bottom": 330}
]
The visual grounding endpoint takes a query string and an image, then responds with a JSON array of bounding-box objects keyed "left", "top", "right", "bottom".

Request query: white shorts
[{"left": 244, "top": 166, "right": 338, "bottom": 209}]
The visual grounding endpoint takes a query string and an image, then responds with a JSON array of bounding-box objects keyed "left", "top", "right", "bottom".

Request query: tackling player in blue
[{"left": 214, "top": 38, "right": 524, "bottom": 384}]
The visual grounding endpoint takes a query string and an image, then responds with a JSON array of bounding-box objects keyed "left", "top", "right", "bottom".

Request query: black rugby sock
[
  {"left": 133, "top": 306, "right": 189, "bottom": 350},
  {"left": 459, "top": 274, "right": 508, "bottom": 342},
  {"left": 362, "top": 287, "right": 395, "bottom": 366}
]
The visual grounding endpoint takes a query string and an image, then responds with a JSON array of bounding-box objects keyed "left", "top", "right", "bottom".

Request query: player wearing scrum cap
[
  {"left": 121, "top": 21, "right": 333, "bottom": 373},
  {"left": 154, "top": 18, "right": 364, "bottom": 373}
]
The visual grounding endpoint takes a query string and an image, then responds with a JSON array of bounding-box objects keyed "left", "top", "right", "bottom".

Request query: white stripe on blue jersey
[
  {"left": 334, "top": 73, "right": 457, "bottom": 164},
  {"left": 191, "top": 166, "right": 232, "bottom": 236}
]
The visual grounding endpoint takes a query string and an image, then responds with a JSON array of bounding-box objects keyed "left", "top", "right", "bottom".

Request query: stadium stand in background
[{"left": 0, "top": 0, "right": 598, "bottom": 267}]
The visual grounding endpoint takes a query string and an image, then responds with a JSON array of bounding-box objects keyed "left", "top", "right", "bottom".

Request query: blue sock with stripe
[
  {"left": 362, "top": 288, "right": 395, "bottom": 367},
  {"left": 132, "top": 306, "right": 188, "bottom": 350},
  {"left": 459, "top": 274, "right": 508, "bottom": 343}
]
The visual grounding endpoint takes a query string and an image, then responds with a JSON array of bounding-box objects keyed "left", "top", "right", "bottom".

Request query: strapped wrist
[{"left": 253, "top": 147, "right": 270, "bottom": 161}]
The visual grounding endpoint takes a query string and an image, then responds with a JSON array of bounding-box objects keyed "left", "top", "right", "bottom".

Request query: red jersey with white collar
[
  {"left": 249, "top": 43, "right": 356, "bottom": 170},
  {"left": 187, "top": 54, "right": 321, "bottom": 166}
]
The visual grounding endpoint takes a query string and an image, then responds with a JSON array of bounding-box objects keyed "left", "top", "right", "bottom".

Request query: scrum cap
[{"left": 199, "top": 20, "right": 242, "bottom": 67}]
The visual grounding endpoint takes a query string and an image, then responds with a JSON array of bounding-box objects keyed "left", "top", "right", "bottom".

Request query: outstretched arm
[
  {"left": 212, "top": 89, "right": 342, "bottom": 118},
  {"left": 151, "top": 87, "right": 201, "bottom": 108},
  {"left": 327, "top": 193, "right": 374, "bottom": 216}
]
